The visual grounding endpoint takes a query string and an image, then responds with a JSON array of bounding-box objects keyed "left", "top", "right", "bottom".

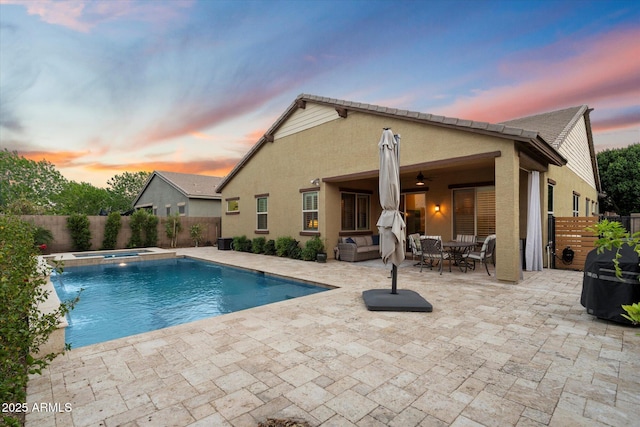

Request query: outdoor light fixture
[
  {"left": 310, "top": 178, "right": 320, "bottom": 186},
  {"left": 416, "top": 172, "right": 425, "bottom": 186},
  {"left": 434, "top": 204, "right": 440, "bottom": 212}
]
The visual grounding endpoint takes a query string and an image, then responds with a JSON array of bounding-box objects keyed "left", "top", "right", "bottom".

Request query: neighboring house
[
  {"left": 134, "top": 171, "right": 223, "bottom": 217},
  {"left": 216, "top": 94, "right": 600, "bottom": 283}
]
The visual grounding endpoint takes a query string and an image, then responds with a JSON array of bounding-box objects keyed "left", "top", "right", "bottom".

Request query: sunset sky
[{"left": 1, "top": 0, "right": 639, "bottom": 187}]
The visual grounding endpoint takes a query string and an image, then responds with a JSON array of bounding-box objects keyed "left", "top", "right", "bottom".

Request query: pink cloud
[
  {"left": 1, "top": 0, "right": 194, "bottom": 33},
  {"left": 438, "top": 27, "right": 640, "bottom": 126}
]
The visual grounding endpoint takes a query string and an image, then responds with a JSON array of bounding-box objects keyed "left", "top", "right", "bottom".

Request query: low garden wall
[{"left": 20, "top": 215, "right": 221, "bottom": 253}]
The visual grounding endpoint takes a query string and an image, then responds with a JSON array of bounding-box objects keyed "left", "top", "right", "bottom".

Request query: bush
[
  {"left": 144, "top": 215, "right": 158, "bottom": 247},
  {"left": 301, "top": 236, "right": 325, "bottom": 261},
  {"left": 275, "top": 236, "right": 301, "bottom": 259},
  {"left": 66, "top": 213, "right": 92, "bottom": 251},
  {"left": 128, "top": 209, "right": 158, "bottom": 248},
  {"left": 264, "top": 239, "right": 276, "bottom": 255},
  {"left": 101, "top": 212, "right": 121, "bottom": 250},
  {"left": 32, "top": 226, "right": 54, "bottom": 253},
  {"left": 0, "top": 216, "right": 78, "bottom": 426},
  {"left": 190, "top": 223, "right": 205, "bottom": 247},
  {"left": 232, "top": 235, "right": 252, "bottom": 252},
  {"left": 252, "top": 237, "right": 266, "bottom": 254}
]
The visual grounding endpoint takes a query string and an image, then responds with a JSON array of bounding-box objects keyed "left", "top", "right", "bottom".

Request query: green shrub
[
  {"left": 275, "top": 236, "right": 301, "bottom": 259},
  {"left": 0, "top": 216, "right": 79, "bottom": 426},
  {"left": 101, "top": 212, "right": 121, "bottom": 250},
  {"left": 301, "top": 236, "right": 325, "bottom": 261},
  {"left": 264, "top": 239, "right": 276, "bottom": 255},
  {"left": 232, "top": 235, "right": 252, "bottom": 252},
  {"left": 32, "top": 225, "right": 54, "bottom": 253},
  {"left": 287, "top": 240, "right": 302, "bottom": 259},
  {"left": 252, "top": 237, "right": 266, "bottom": 254},
  {"left": 275, "top": 236, "right": 294, "bottom": 257},
  {"left": 128, "top": 209, "right": 158, "bottom": 248},
  {"left": 144, "top": 215, "right": 158, "bottom": 247},
  {"left": 66, "top": 213, "right": 92, "bottom": 251},
  {"left": 190, "top": 223, "right": 205, "bottom": 247}
]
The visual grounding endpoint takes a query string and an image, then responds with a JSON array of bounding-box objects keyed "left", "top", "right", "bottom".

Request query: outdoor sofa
[{"left": 337, "top": 235, "right": 380, "bottom": 262}]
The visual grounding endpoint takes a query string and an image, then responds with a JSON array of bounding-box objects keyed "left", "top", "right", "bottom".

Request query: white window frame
[
  {"left": 256, "top": 196, "right": 268, "bottom": 231},
  {"left": 226, "top": 198, "right": 239, "bottom": 213},
  {"left": 302, "top": 191, "right": 319, "bottom": 231},
  {"left": 572, "top": 193, "right": 580, "bottom": 217}
]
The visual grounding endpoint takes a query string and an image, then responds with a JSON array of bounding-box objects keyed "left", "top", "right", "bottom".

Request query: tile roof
[
  {"left": 154, "top": 171, "right": 223, "bottom": 199},
  {"left": 217, "top": 94, "right": 571, "bottom": 192},
  {"left": 500, "top": 105, "right": 588, "bottom": 149}
]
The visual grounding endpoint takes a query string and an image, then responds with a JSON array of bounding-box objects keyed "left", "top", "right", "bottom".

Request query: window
[
  {"left": 166, "top": 205, "right": 171, "bottom": 216},
  {"left": 256, "top": 197, "right": 268, "bottom": 230},
  {"left": 226, "top": 198, "right": 239, "bottom": 213},
  {"left": 547, "top": 184, "right": 554, "bottom": 215},
  {"left": 572, "top": 192, "right": 580, "bottom": 217},
  {"left": 341, "top": 192, "right": 370, "bottom": 231},
  {"left": 452, "top": 186, "right": 495, "bottom": 240},
  {"left": 302, "top": 191, "right": 319, "bottom": 231},
  {"left": 178, "top": 202, "right": 185, "bottom": 216}
]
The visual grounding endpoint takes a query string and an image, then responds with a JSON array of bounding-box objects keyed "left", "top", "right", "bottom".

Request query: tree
[
  {"left": 0, "top": 216, "right": 78, "bottom": 426},
  {"left": 53, "top": 181, "right": 111, "bottom": 215},
  {"left": 597, "top": 144, "right": 640, "bottom": 215},
  {"left": 0, "top": 149, "right": 68, "bottom": 213},
  {"left": 107, "top": 171, "right": 151, "bottom": 213}
]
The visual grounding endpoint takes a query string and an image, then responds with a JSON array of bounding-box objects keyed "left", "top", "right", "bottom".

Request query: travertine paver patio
[{"left": 26, "top": 248, "right": 640, "bottom": 426}]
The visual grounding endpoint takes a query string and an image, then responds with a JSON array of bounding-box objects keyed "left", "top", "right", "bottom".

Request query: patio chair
[
  {"left": 408, "top": 233, "right": 422, "bottom": 263},
  {"left": 420, "top": 238, "right": 450, "bottom": 274},
  {"left": 456, "top": 234, "right": 477, "bottom": 244},
  {"left": 462, "top": 234, "right": 496, "bottom": 275}
]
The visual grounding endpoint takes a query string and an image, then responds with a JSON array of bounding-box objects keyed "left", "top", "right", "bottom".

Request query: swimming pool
[{"left": 52, "top": 257, "right": 330, "bottom": 348}]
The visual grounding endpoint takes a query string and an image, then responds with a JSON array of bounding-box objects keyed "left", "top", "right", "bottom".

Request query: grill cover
[{"left": 581, "top": 244, "right": 640, "bottom": 324}]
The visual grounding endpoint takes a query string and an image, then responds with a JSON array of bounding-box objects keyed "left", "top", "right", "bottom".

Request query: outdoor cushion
[{"left": 354, "top": 236, "right": 368, "bottom": 247}]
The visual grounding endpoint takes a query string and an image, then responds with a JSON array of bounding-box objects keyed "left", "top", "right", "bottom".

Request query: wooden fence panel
[{"left": 554, "top": 216, "right": 598, "bottom": 271}]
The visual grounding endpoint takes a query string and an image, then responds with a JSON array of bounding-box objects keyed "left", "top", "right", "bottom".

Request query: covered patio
[{"left": 323, "top": 149, "right": 549, "bottom": 283}]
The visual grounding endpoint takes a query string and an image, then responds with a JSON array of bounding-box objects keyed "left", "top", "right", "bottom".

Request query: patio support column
[{"left": 495, "top": 147, "right": 520, "bottom": 283}]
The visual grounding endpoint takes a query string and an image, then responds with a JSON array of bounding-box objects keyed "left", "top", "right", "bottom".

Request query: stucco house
[
  {"left": 134, "top": 171, "right": 223, "bottom": 217},
  {"left": 216, "top": 94, "right": 601, "bottom": 283}
]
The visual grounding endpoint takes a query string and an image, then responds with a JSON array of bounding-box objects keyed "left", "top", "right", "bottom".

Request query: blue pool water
[{"left": 52, "top": 258, "right": 329, "bottom": 348}]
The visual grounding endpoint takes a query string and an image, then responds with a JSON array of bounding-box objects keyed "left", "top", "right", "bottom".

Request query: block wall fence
[{"left": 20, "top": 215, "right": 221, "bottom": 254}]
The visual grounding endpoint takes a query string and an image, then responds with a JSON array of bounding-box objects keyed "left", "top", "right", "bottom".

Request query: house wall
[
  {"left": 221, "top": 109, "right": 522, "bottom": 281},
  {"left": 136, "top": 176, "right": 188, "bottom": 216},
  {"left": 135, "top": 175, "right": 220, "bottom": 217},
  {"left": 189, "top": 199, "right": 222, "bottom": 217},
  {"left": 557, "top": 116, "right": 597, "bottom": 190}
]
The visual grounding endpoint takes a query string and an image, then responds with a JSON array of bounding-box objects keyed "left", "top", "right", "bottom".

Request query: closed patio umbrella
[
  {"left": 376, "top": 128, "right": 406, "bottom": 292},
  {"left": 361, "top": 129, "right": 431, "bottom": 313}
]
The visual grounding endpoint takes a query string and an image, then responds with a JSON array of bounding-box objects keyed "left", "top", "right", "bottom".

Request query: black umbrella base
[{"left": 362, "top": 289, "right": 433, "bottom": 312}]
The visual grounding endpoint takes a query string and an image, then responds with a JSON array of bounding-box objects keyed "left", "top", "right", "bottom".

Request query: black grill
[{"left": 581, "top": 244, "right": 640, "bottom": 325}]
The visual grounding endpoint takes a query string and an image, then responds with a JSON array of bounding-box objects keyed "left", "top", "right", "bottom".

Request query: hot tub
[{"left": 581, "top": 243, "right": 640, "bottom": 325}]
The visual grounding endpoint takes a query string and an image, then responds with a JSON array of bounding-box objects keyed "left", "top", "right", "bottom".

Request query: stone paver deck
[{"left": 27, "top": 248, "right": 640, "bottom": 426}]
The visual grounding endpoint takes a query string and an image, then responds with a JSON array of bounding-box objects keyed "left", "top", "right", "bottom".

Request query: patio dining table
[{"left": 442, "top": 241, "right": 476, "bottom": 272}]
